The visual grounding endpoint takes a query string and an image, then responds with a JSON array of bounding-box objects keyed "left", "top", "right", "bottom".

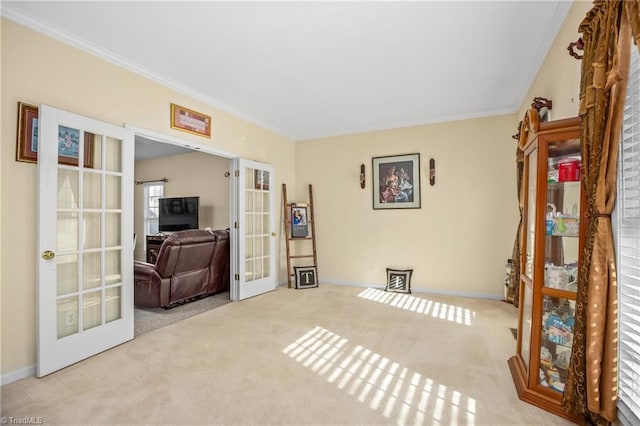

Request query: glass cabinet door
[
  {"left": 538, "top": 295, "right": 576, "bottom": 393},
  {"left": 524, "top": 148, "right": 538, "bottom": 279},
  {"left": 543, "top": 139, "right": 581, "bottom": 293},
  {"left": 520, "top": 283, "right": 534, "bottom": 371},
  {"left": 519, "top": 145, "right": 538, "bottom": 371},
  {"left": 535, "top": 136, "right": 580, "bottom": 394}
]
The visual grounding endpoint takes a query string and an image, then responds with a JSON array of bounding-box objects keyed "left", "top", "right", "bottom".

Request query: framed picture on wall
[
  {"left": 16, "top": 102, "right": 39, "bottom": 163},
  {"left": 372, "top": 153, "right": 421, "bottom": 209},
  {"left": 16, "top": 102, "right": 95, "bottom": 167},
  {"left": 170, "top": 103, "right": 211, "bottom": 138}
]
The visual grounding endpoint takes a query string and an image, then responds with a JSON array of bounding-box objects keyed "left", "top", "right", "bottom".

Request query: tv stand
[{"left": 146, "top": 234, "right": 169, "bottom": 263}]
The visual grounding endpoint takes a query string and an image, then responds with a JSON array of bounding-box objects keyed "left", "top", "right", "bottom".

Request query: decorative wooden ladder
[{"left": 282, "top": 183, "right": 318, "bottom": 288}]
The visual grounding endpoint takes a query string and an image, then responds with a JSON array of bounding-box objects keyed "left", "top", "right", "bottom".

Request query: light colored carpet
[
  {"left": 135, "top": 291, "right": 231, "bottom": 336},
  {"left": 1, "top": 285, "right": 573, "bottom": 425}
]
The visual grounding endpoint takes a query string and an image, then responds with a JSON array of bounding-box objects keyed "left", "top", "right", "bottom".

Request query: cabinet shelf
[
  {"left": 541, "top": 287, "right": 577, "bottom": 297},
  {"left": 547, "top": 181, "right": 580, "bottom": 189}
]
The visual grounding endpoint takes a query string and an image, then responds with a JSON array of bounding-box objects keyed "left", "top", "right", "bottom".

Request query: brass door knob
[
  {"left": 271, "top": 232, "right": 276, "bottom": 237},
  {"left": 42, "top": 250, "right": 55, "bottom": 260}
]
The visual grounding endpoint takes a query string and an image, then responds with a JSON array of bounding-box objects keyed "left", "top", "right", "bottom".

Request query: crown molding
[{"left": 1, "top": 4, "right": 294, "bottom": 140}]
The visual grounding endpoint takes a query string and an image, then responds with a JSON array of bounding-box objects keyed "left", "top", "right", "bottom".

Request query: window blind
[{"left": 616, "top": 43, "right": 640, "bottom": 426}]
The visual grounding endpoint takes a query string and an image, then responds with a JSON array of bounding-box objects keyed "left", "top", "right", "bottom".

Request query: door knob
[{"left": 42, "top": 250, "right": 55, "bottom": 260}]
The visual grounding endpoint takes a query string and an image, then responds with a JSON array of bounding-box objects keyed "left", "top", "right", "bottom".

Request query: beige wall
[
  {"left": 133, "top": 152, "right": 231, "bottom": 261},
  {"left": 516, "top": 1, "right": 592, "bottom": 119},
  {"left": 296, "top": 115, "right": 518, "bottom": 296},
  {"left": 1, "top": 19, "right": 295, "bottom": 377}
]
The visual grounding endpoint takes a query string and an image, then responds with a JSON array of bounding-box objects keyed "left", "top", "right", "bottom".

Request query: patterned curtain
[
  {"left": 562, "top": 1, "right": 634, "bottom": 424},
  {"left": 507, "top": 116, "right": 530, "bottom": 306}
]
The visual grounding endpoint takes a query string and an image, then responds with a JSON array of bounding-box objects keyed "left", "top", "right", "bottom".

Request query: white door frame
[{"left": 124, "top": 125, "right": 268, "bottom": 302}]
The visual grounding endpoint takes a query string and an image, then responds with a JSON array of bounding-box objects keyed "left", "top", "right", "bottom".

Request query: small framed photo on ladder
[{"left": 290, "top": 205, "right": 309, "bottom": 238}]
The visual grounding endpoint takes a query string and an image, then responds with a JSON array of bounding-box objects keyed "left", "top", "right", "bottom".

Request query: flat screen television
[{"left": 158, "top": 196, "right": 199, "bottom": 232}]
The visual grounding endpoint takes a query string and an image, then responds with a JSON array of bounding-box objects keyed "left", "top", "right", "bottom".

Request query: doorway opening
[{"left": 129, "top": 126, "right": 236, "bottom": 336}]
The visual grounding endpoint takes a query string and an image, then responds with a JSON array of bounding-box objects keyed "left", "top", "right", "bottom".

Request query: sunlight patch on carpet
[
  {"left": 357, "top": 288, "right": 475, "bottom": 326},
  {"left": 283, "top": 326, "right": 477, "bottom": 425}
]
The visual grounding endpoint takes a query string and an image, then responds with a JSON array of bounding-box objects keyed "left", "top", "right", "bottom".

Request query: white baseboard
[
  {"left": 323, "top": 279, "right": 503, "bottom": 300},
  {"left": 1, "top": 364, "right": 36, "bottom": 386}
]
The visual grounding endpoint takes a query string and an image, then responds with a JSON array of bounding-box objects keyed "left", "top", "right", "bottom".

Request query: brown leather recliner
[
  {"left": 134, "top": 229, "right": 230, "bottom": 308},
  {"left": 208, "top": 229, "right": 230, "bottom": 295}
]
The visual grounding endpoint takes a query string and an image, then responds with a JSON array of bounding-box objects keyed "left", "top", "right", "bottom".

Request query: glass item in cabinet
[
  {"left": 544, "top": 263, "right": 578, "bottom": 292},
  {"left": 538, "top": 296, "right": 576, "bottom": 393},
  {"left": 525, "top": 149, "right": 538, "bottom": 279}
]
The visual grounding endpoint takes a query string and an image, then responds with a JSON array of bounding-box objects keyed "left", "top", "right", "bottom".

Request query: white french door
[
  {"left": 231, "top": 159, "right": 276, "bottom": 300},
  {"left": 37, "top": 105, "right": 134, "bottom": 376}
]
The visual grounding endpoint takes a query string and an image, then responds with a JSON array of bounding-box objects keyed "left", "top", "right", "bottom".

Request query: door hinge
[
  {"left": 234, "top": 222, "right": 239, "bottom": 229},
  {"left": 235, "top": 170, "right": 240, "bottom": 177},
  {"left": 235, "top": 273, "right": 240, "bottom": 280}
]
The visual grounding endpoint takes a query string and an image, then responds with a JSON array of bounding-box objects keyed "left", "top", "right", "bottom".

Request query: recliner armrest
[{"left": 134, "top": 260, "right": 157, "bottom": 278}]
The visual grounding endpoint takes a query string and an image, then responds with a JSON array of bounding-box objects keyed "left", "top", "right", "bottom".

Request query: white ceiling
[
  {"left": 3, "top": 1, "right": 572, "bottom": 141},
  {"left": 134, "top": 135, "right": 194, "bottom": 161}
]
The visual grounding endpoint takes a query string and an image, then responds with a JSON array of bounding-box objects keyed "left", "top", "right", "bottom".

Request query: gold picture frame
[
  {"left": 16, "top": 102, "right": 95, "bottom": 167},
  {"left": 16, "top": 102, "right": 39, "bottom": 163},
  {"left": 170, "top": 103, "right": 212, "bottom": 137}
]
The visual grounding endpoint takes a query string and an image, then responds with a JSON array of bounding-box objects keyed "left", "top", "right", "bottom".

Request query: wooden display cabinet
[{"left": 508, "top": 109, "right": 584, "bottom": 424}]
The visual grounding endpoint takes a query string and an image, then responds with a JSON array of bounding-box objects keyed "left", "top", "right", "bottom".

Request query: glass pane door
[
  {"left": 244, "top": 167, "right": 271, "bottom": 282},
  {"left": 55, "top": 130, "right": 123, "bottom": 338},
  {"left": 38, "top": 105, "right": 133, "bottom": 377},
  {"left": 233, "top": 158, "right": 276, "bottom": 300}
]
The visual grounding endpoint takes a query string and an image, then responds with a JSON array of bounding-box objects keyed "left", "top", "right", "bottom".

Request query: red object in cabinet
[{"left": 558, "top": 160, "right": 580, "bottom": 182}]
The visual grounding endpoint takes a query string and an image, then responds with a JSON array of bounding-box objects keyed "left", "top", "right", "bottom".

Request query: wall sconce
[
  {"left": 360, "top": 164, "right": 366, "bottom": 189},
  {"left": 429, "top": 158, "right": 436, "bottom": 186}
]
